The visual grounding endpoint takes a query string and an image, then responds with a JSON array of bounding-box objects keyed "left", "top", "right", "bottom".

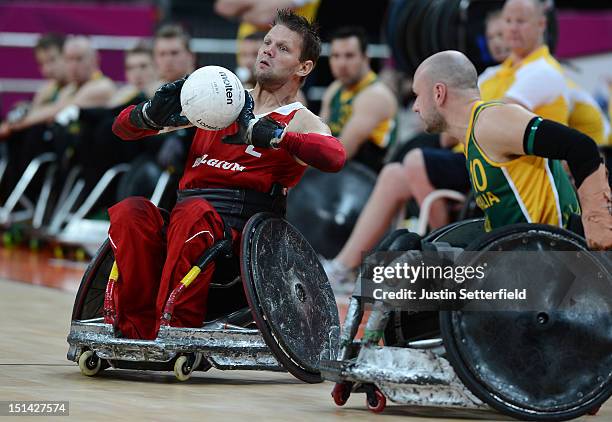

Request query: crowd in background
[{"left": 0, "top": 0, "right": 609, "bottom": 270}]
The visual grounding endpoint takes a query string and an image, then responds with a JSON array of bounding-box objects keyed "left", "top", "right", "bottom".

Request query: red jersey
[
  {"left": 180, "top": 102, "right": 307, "bottom": 192},
  {"left": 114, "top": 102, "right": 308, "bottom": 193}
]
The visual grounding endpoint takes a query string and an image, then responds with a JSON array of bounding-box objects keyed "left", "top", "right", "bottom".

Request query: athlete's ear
[
  {"left": 433, "top": 82, "right": 447, "bottom": 106},
  {"left": 297, "top": 60, "right": 314, "bottom": 78}
]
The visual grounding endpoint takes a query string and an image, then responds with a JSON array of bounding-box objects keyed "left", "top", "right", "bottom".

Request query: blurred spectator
[
  {"left": 319, "top": 26, "right": 397, "bottom": 173},
  {"left": 0, "top": 35, "right": 115, "bottom": 204},
  {"left": 566, "top": 79, "right": 609, "bottom": 146},
  {"left": 7, "top": 36, "right": 115, "bottom": 133},
  {"left": 131, "top": 24, "right": 197, "bottom": 210},
  {"left": 236, "top": 31, "right": 266, "bottom": 88},
  {"left": 485, "top": 10, "right": 510, "bottom": 64},
  {"left": 108, "top": 42, "right": 158, "bottom": 108},
  {"left": 214, "top": 0, "right": 320, "bottom": 36},
  {"left": 75, "top": 44, "right": 159, "bottom": 205},
  {"left": 0, "top": 33, "right": 67, "bottom": 138},
  {"left": 32, "top": 33, "right": 68, "bottom": 110},
  {"left": 322, "top": 11, "right": 510, "bottom": 292},
  {"left": 479, "top": 0, "right": 569, "bottom": 124},
  {"left": 153, "top": 24, "right": 195, "bottom": 84}
]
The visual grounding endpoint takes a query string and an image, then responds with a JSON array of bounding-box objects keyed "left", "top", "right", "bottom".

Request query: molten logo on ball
[
  {"left": 180, "top": 66, "right": 245, "bottom": 130},
  {"left": 219, "top": 71, "right": 234, "bottom": 105}
]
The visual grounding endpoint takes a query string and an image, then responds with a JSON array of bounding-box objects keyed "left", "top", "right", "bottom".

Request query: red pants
[{"left": 108, "top": 196, "right": 238, "bottom": 339}]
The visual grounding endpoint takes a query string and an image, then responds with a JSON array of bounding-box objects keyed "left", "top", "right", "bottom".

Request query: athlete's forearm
[
  {"left": 523, "top": 117, "right": 602, "bottom": 188},
  {"left": 112, "top": 105, "right": 159, "bottom": 140},
  {"left": 279, "top": 132, "right": 346, "bottom": 172}
]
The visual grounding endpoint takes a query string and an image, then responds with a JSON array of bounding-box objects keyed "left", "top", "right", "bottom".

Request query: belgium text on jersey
[{"left": 192, "top": 154, "right": 246, "bottom": 171}]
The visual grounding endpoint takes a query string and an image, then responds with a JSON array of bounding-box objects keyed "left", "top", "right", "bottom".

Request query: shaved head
[
  {"left": 503, "top": 0, "right": 545, "bottom": 18},
  {"left": 502, "top": 0, "right": 547, "bottom": 57},
  {"left": 415, "top": 50, "right": 478, "bottom": 91},
  {"left": 64, "top": 36, "right": 95, "bottom": 58},
  {"left": 63, "top": 36, "right": 98, "bottom": 84},
  {"left": 412, "top": 51, "right": 480, "bottom": 134}
]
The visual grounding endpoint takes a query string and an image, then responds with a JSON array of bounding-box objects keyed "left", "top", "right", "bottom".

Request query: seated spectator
[
  {"left": 149, "top": 25, "right": 197, "bottom": 191},
  {"left": 9, "top": 36, "right": 116, "bottom": 132},
  {"left": 566, "top": 79, "right": 609, "bottom": 146},
  {"left": 73, "top": 44, "right": 158, "bottom": 206},
  {"left": 152, "top": 24, "right": 195, "bottom": 85},
  {"left": 0, "top": 33, "right": 69, "bottom": 201},
  {"left": 319, "top": 26, "right": 398, "bottom": 173},
  {"left": 236, "top": 31, "right": 266, "bottom": 89},
  {"left": 108, "top": 42, "right": 158, "bottom": 108},
  {"left": 321, "top": 10, "right": 509, "bottom": 291}
]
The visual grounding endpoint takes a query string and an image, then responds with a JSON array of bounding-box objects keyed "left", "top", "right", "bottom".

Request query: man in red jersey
[{"left": 110, "top": 9, "right": 346, "bottom": 340}]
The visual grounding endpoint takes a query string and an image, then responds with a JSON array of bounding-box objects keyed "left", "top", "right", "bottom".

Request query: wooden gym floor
[{"left": 0, "top": 247, "right": 608, "bottom": 421}]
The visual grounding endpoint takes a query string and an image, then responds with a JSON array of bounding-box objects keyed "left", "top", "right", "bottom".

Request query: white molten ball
[{"left": 180, "top": 66, "right": 245, "bottom": 130}]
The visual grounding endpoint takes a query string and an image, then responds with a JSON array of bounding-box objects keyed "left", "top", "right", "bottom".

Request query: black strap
[{"left": 177, "top": 184, "right": 287, "bottom": 230}]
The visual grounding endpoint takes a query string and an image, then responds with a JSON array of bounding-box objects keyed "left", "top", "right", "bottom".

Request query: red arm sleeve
[
  {"left": 279, "top": 132, "right": 346, "bottom": 172},
  {"left": 112, "top": 105, "right": 159, "bottom": 140}
]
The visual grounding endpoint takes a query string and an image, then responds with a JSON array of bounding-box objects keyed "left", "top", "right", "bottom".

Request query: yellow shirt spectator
[
  {"left": 478, "top": 45, "right": 569, "bottom": 124},
  {"left": 566, "top": 79, "right": 609, "bottom": 146}
]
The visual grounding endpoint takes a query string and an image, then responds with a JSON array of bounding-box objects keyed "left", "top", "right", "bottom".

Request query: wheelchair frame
[
  {"left": 67, "top": 213, "right": 339, "bottom": 383},
  {"left": 321, "top": 219, "right": 611, "bottom": 420}
]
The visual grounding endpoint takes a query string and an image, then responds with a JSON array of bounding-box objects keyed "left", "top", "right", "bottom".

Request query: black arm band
[{"left": 522, "top": 117, "right": 602, "bottom": 188}]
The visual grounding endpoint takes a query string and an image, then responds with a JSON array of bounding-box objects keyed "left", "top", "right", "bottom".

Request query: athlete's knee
[
  {"left": 378, "top": 162, "right": 406, "bottom": 186},
  {"left": 402, "top": 148, "right": 426, "bottom": 176},
  {"left": 169, "top": 198, "right": 224, "bottom": 244},
  {"left": 109, "top": 196, "right": 164, "bottom": 233}
]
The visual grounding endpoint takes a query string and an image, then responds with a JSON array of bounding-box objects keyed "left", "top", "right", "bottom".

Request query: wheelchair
[
  {"left": 67, "top": 212, "right": 340, "bottom": 383},
  {"left": 321, "top": 219, "right": 612, "bottom": 420}
]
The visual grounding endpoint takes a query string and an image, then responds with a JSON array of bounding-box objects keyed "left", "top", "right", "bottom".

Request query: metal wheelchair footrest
[
  {"left": 67, "top": 319, "right": 283, "bottom": 371},
  {"left": 323, "top": 344, "right": 487, "bottom": 410}
]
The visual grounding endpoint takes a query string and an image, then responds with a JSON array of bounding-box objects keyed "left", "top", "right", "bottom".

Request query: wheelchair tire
[
  {"left": 440, "top": 224, "right": 612, "bottom": 421},
  {"left": 241, "top": 213, "right": 340, "bottom": 384},
  {"left": 383, "top": 219, "right": 485, "bottom": 345},
  {"left": 71, "top": 239, "right": 114, "bottom": 320}
]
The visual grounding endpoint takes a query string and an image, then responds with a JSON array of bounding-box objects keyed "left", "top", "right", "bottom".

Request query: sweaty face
[
  {"left": 125, "top": 53, "right": 156, "bottom": 91},
  {"left": 329, "top": 36, "right": 367, "bottom": 86},
  {"left": 486, "top": 16, "right": 510, "bottom": 63},
  {"left": 153, "top": 37, "right": 194, "bottom": 82},
  {"left": 35, "top": 47, "right": 65, "bottom": 82},
  {"left": 63, "top": 42, "right": 96, "bottom": 84},
  {"left": 411, "top": 69, "right": 446, "bottom": 134},
  {"left": 502, "top": 0, "right": 545, "bottom": 57},
  {"left": 254, "top": 25, "right": 305, "bottom": 87}
]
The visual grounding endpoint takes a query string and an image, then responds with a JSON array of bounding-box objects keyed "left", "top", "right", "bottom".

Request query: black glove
[
  {"left": 221, "top": 90, "right": 286, "bottom": 148},
  {"left": 130, "top": 77, "right": 190, "bottom": 130}
]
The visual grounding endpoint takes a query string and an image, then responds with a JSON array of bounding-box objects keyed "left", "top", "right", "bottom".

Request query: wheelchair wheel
[
  {"left": 286, "top": 161, "right": 376, "bottom": 258},
  {"left": 440, "top": 224, "right": 612, "bottom": 421},
  {"left": 384, "top": 219, "right": 485, "bottom": 345},
  {"left": 422, "top": 218, "right": 485, "bottom": 246},
  {"left": 71, "top": 239, "right": 114, "bottom": 320},
  {"left": 241, "top": 213, "right": 340, "bottom": 383}
]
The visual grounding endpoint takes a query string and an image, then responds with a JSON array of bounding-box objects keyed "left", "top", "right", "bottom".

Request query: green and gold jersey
[
  {"left": 328, "top": 71, "right": 396, "bottom": 171},
  {"left": 465, "top": 101, "right": 580, "bottom": 232}
]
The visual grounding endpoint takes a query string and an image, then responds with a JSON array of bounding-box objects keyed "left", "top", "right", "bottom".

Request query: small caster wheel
[
  {"left": 366, "top": 388, "right": 386, "bottom": 413},
  {"left": 331, "top": 382, "right": 351, "bottom": 406},
  {"left": 588, "top": 406, "right": 600, "bottom": 416},
  {"left": 78, "top": 350, "right": 104, "bottom": 376},
  {"left": 174, "top": 353, "right": 202, "bottom": 381}
]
